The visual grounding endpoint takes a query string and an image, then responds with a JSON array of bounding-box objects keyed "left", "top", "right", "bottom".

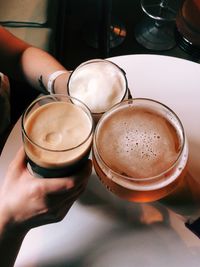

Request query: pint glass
[
  {"left": 93, "top": 98, "right": 188, "bottom": 203},
  {"left": 67, "top": 59, "right": 129, "bottom": 123},
  {"left": 22, "top": 94, "right": 94, "bottom": 177}
]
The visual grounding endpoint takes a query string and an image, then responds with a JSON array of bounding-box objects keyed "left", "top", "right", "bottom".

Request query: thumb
[{"left": 12, "top": 147, "right": 26, "bottom": 165}]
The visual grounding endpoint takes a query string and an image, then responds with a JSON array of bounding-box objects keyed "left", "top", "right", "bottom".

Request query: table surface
[{"left": 1, "top": 54, "right": 200, "bottom": 267}]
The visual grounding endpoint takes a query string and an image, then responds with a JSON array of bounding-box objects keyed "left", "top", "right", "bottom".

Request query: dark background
[
  {"left": 61, "top": 0, "right": 195, "bottom": 69},
  {"left": 10, "top": 0, "right": 198, "bottom": 125}
]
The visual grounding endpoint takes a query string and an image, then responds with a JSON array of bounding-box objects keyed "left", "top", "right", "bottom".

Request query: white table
[{"left": 1, "top": 54, "right": 200, "bottom": 267}]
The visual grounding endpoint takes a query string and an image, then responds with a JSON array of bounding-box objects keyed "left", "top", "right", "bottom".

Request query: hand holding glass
[{"left": 22, "top": 94, "right": 94, "bottom": 178}]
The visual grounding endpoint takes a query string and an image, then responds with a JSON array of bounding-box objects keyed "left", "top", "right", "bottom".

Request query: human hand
[{"left": 0, "top": 147, "right": 92, "bottom": 236}]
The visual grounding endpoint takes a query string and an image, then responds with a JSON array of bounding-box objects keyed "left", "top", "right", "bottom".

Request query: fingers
[
  {"left": 41, "top": 160, "right": 91, "bottom": 214},
  {"left": 41, "top": 160, "right": 92, "bottom": 196},
  {"left": 6, "top": 147, "right": 30, "bottom": 180},
  {"left": 9, "top": 147, "right": 27, "bottom": 172},
  {"left": 13, "top": 147, "right": 26, "bottom": 165},
  {"left": 45, "top": 178, "right": 87, "bottom": 207},
  {"left": 37, "top": 198, "right": 75, "bottom": 226},
  {"left": 36, "top": 179, "right": 87, "bottom": 226},
  {"left": 46, "top": 181, "right": 87, "bottom": 224}
]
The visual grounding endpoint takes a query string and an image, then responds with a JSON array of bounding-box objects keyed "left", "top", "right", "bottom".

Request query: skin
[
  {"left": 1, "top": 25, "right": 200, "bottom": 265},
  {"left": 0, "top": 148, "right": 92, "bottom": 267},
  {"left": 0, "top": 26, "right": 70, "bottom": 93},
  {"left": 0, "top": 26, "right": 92, "bottom": 266}
]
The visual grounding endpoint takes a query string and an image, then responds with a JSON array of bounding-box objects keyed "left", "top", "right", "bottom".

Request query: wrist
[
  {"left": 0, "top": 217, "right": 28, "bottom": 241},
  {"left": 0, "top": 200, "right": 27, "bottom": 239},
  {"left": 47, "top": 70, "right": 70, "bottom": 94},
  {"left": 0, "top": 197, "right": 11, "bottom": 237},
  {"left": 54, "top": 71, "right": 70, "bottom": 94}
]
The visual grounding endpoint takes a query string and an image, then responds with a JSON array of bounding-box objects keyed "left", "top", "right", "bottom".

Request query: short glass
[
  {"left": 67, "top": 59, "right": 130, "bottom": 124},
  {"left": 92, "top": 98, "right": 188, "bottom": 203},
  {"left": 22, "top": 94, "right": 94, "bottom": 178}
]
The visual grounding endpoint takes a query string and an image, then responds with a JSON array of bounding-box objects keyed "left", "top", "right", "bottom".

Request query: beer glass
[
  {"left": 67, "top": 59, "right": 130, "bottom": 124},
  {"left": 176, "top": 0, "right": 200, "bottom": 59},
  {"left": 93, "top": 98, "right": 188, "bottom": 203},
  {"left": 22, "top": 94, "right": 94, "bottom": 178},
  {"left": 135, "top": 0, "right": 180, "bottom": 50}
]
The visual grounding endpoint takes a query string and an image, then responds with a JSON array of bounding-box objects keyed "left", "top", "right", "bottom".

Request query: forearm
[
  {"left": 0, "top": 231, "right": 26, "bottom": 267},
  {"left": 0, "top": 27, "right": 70, "bottom": 94},
  {"left": 20, "top": 46, "right": 70, "bottom": 94},
  {"left": 0, "top": 213, "right": 27, "bottom": 267}
]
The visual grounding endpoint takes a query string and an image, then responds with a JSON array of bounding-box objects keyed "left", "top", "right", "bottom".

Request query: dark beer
[{"left": 22, "top": 95, "right": 93, "bottom": 177}]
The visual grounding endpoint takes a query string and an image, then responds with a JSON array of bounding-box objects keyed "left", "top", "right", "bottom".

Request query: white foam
[{"left": 68, "top": 60, "right": 127, "bottom": 113}]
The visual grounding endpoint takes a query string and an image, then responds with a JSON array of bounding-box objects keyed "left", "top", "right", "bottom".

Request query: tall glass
[
  {"left": 67, "top": 59, "right": 130, "bottom": 124},
  {"left": 22, "top": 94, "right": 94, "bottom": 178},
  {"left": 93, "top": 98, "right": 188, "bottom": 203}
]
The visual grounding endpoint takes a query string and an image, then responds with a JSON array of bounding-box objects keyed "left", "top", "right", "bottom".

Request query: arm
[
  {"left": 0, "top": 148, "right": 92, "bottom": 267},
  {"left": 0, "top": 26, "right": 70, "bottom": 94}
]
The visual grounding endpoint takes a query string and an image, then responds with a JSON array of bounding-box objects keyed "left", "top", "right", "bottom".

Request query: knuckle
[
  {"left": 28, "top": 181, "right": 45, "bottom": 199},
  {"left": 8, "top": 160, "right": 17, "bottom": 174}
]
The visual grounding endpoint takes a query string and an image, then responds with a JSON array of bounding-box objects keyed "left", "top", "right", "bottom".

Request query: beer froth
[
  {"left": 96, "top": 105, "right": 181, "bottom": 179},
  {"left": 68, "top": 60, "right": 127, "bottom": 113},
  {"left": 24, "top": 101, "right": 92, "bottom": 168}
]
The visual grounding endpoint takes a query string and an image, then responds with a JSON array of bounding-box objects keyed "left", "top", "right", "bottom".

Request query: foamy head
[
  {"left": 68, "top": 59, "right": 127, "bottom": 114},
  {"left": 94, "top": 99, "right": 186, "bottom": 184},
  {"left": 22, "top": 96, "right": 93, "bottom": 168}
]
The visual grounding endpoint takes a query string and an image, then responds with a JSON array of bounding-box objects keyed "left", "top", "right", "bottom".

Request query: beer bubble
[
  {"left": 45, "top": 132, "right": 62, "bottom": 145},
  {"left": 97, "top": 105, "right": 183, "bottom": 178}
]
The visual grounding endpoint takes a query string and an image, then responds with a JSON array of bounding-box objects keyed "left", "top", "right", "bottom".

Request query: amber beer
[
  {"left": 93, "top": 98, "right": 188, "bottom": 203},
  {"left": 176, "top": 0, "right": 200, "bottom": 52},
  {"left": 67, "top": 59, "right": 129, "bottom": 123},
  {"left": 22, "top": 94, "right": 94, "bottom": 178}
]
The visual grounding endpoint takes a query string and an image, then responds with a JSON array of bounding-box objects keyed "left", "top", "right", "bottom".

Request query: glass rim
[
  {"left": 67, "top": 58, "right": 129, "bottom": 114},
  {"left": 140, "top": 0, "right": 177, "bottom": 22},
  {"left": 21, "top": 94, "right": 94, "bottom": 153},
  {"left": 93, "top": 97, "right": 187, "bottom": 182}
]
